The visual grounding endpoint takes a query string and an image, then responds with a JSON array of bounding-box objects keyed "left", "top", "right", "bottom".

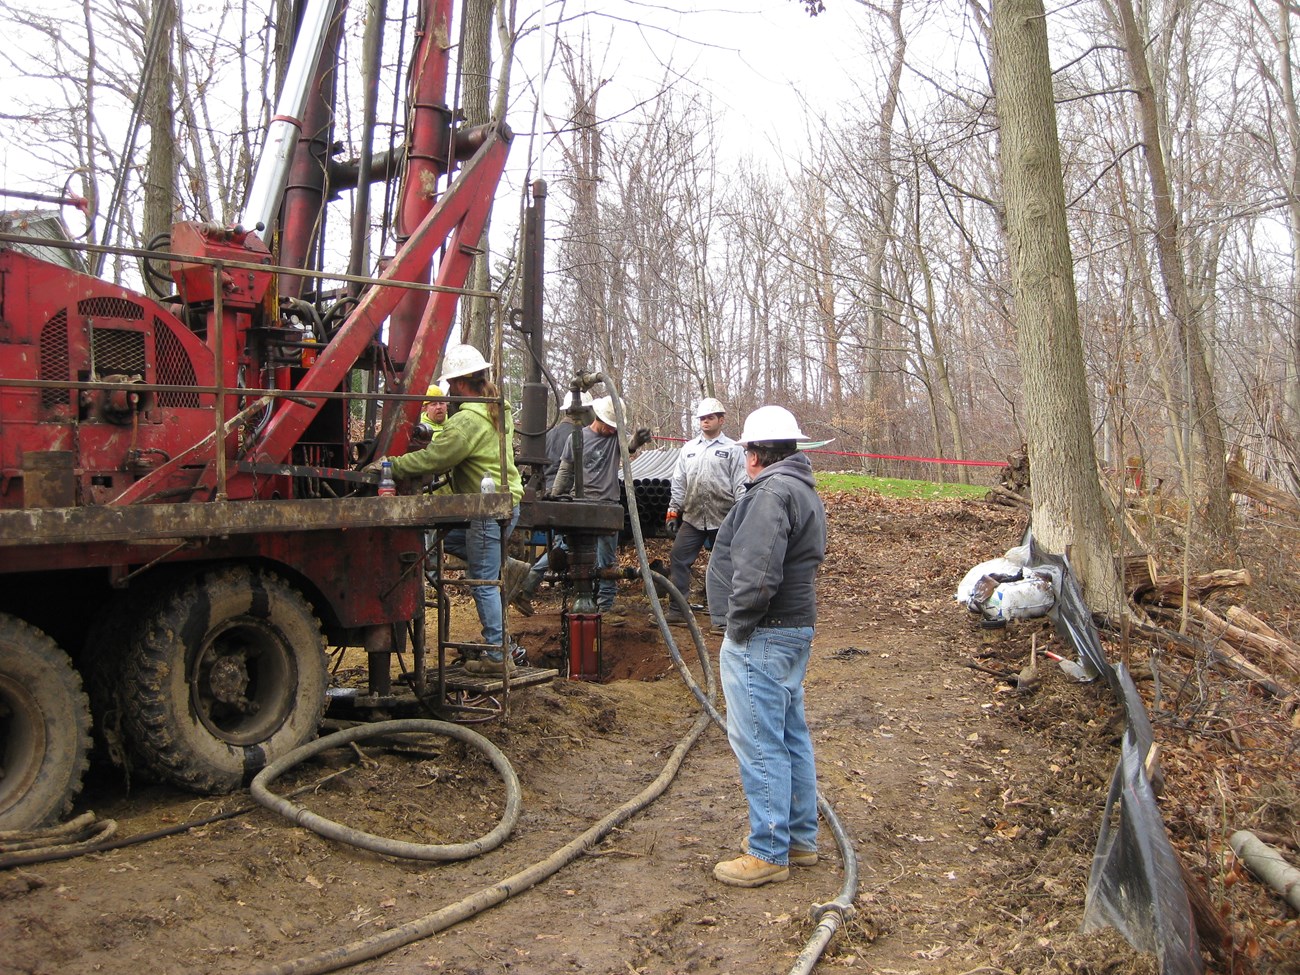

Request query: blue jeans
[
  {"left": 445, "top": 504, "right": 519, "bottom": 655},
  {"left": 595, "top": 532, "right": 617, "bottom": 611},
  {"left": 720, "top": 626, "right": 818, "bottom": 866}
]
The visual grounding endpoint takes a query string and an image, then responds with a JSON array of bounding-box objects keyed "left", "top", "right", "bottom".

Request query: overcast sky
[{"left": 513, "top": 0, "right": 875, "bottom": 181}]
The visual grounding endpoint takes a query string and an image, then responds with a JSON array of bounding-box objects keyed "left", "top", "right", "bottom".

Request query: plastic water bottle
[
  {"left": 480, "top": 473, "right": 496, "bottom": 493},
  {"left": 378, "top": 460, "right": 397, "bottom": 497}
]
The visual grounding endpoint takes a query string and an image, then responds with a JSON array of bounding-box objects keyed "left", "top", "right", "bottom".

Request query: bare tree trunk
[
  {"left": 807, "top": 184, "right": 843, "bottom": 421},
  {"left": 908, "top": 165, "right": 968, "bottom": 484},
  {"left": 553, "top": 41, "right": 609, "bottom": 357},
  {"left": 1111, "top": 0, "right": 1234, "bottom": 550},
  {"left": 862, "top": 0, "right": 906, "bottom": 444},
  {"left": 1254, "top": 0, "right": 1300, "bottom": 491},
  {"left": 460, "top": 0, "right": 494, "bottom": 350},
  {"left": 992, "top": 0, "right": 1125, "bottom": 617},
  {"left": 79, "top": 0, "right": 101, "bottom": 237},
  {"left": 141, "top": 0, "right": 176, "bottom": 296}
]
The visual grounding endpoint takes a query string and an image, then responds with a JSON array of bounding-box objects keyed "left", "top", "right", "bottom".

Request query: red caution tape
[{"left": 657, "top": 437, "right": 1003, "bottom": 468}]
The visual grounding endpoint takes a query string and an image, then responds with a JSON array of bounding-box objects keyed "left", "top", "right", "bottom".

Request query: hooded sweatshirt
[
  {"left": 705, "top": 451, "right": 826, "bottom": 643},
  {"left": 389, "top": 401, "right": 523, "bottom": 504}
]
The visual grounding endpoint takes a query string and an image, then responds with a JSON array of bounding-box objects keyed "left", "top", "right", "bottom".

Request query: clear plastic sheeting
[{"left": 1030, "top": 538, "right": 1204, "bottom": 975}]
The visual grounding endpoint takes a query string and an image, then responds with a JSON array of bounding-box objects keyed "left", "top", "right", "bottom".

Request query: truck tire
[
  {"left": 82, "top": 576, "right": 179, "bottom": 779},
  {"left": 121, "top": 567, "right": 328, "bottom": 793},
  {"left": 0, "top": 614, "right": 93, "bottom": 829}
]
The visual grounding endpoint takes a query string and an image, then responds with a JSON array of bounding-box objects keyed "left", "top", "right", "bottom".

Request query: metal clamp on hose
[{"left": 810, "top": 899, "right": 855, "bottom": 924}]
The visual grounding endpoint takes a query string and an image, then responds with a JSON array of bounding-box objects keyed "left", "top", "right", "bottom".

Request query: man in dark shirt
[
  {"left": 512, "top": 394, "right": 648, "bottom": 625},
  {"left": 706, "top": 406, "right": 827, "bottom": 888}
]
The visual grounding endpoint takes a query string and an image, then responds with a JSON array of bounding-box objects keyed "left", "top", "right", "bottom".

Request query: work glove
[
  {"left": 362, "top": 456, "right": 389, "bottom": 475},
  {"left": 628, "top": 427, "right": 653, "bottom": 452},
  {"left": 665, "top": 509, "right": 680, "bottom": 538},
  {"left": 408, "top": 423, "right": 433, "bottom": 449}
]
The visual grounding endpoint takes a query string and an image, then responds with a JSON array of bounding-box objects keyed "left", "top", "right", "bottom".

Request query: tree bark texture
[
  {"left": 142, "top": 0, "right": 177, "bottom": 298},
  {"left": 1111, "top": 0, "right": 1234, "bottom": 548},
  {"left": 991, "top": 0, "right": 1125, "bottom": 617},
  {"left": 460, "top": 0, "right": 494, "bottom": 350},
  {"left": 862, "top": 0, "right": 906, "bottom": 443}
]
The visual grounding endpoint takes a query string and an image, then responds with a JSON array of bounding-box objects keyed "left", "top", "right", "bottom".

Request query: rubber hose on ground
[
  {"left": 645, "top": 570, "right": 720, "bottom": 718},
  {"left": 251, "top": 719, "right": 521, "bottom": 862},
  {"left": 251, "top": 711, "right": 713, "bottom": 975}
]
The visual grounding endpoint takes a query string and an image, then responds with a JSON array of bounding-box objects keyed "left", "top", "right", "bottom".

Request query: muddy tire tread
[
  {"left": 0, "top": 614, "right": 92, "bottom": 829},
  {"left": 119, "top": 567, "right": 327, "bottom": 794}
]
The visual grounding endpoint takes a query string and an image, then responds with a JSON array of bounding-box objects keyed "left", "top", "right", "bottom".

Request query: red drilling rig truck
[{"left": 0, "top": 0, "right": 533, "bottom": 829}]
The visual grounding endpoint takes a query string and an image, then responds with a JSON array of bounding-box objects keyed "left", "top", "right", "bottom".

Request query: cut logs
[
  {"left": 987, "top": 445, "right": 1030, "bottom": 508},
  {"left": 1128, "top": 563, "right": 1298, "bottom": 701},
  {"left": 1229, "top": 831, "right": 1300, "bottom": 914}
]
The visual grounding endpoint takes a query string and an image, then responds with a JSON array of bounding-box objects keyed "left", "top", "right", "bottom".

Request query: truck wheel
[
  {"left": 82, "top": 576, "right": 178, "bottom": 779},
  {"left": 121, "top": 567, "right": 327, "bottom": 793},
  {"left": 0, "top": 614, "right": 92, "bottom": 829}
]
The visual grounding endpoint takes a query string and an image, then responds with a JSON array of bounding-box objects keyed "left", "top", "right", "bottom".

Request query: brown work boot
[
  {"left": 664, "top": 607, "right": 689, "bottom": 626},
  {"left": 742, "top": 837, "right": 818, "bottom": 867},
  {"left": 713, "top": 854, "right": 789, "bottom": 888},
  {"left": 503, "top": 557, "right": 531, "bottom": 597},
  {"left": 601, "top": 609, "right": 626, "bottom": 627},
  {"left": 465, "top": 653, "right": 516, "bottom": 675},
  {"left": 510, "top": 590, "right": 535, "bottom": 617},
  {"left": 504, "top": 559, "right": 535, "bottom": 617}
]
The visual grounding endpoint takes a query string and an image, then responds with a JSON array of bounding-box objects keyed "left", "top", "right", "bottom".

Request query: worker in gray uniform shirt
[
  {"left": 663, "top": 397, "right": 746, "bottom": 625},
  {"left": 513, "top": 394, "right": 649, "bottom": 625}
]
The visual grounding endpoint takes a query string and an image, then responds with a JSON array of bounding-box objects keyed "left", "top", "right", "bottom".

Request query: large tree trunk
[
  {"left": 1111, "top": 0, "right": 1234, "bottom": 551},
  {"left": 141, "top": 0, "right": 176, "bottom": 297},
  {"left": 862, "top": 0, "right": 906, "bottom": 445},
  {"left": 460, "top": 0, "right": 494, "bottom": 350},
  {"left": 991, "top": 0, "right": 1125, "bottom": 617}
]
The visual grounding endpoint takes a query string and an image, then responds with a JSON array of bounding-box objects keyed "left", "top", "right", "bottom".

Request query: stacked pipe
[
  {"left": 619, "top": 446, "right": 679, "bottom": 540},
  {"left": 620, "top": 477, "right": 672, "bottom": 540}
]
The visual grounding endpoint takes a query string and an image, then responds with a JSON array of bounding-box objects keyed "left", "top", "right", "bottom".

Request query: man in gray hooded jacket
[{"left": 706, "top": 405, "right": 827, "bottom": 888}]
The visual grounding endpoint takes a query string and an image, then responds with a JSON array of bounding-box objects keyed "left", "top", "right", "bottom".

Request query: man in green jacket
[{"left": 386, "top": 345, "right": 523, "bottom": 673}]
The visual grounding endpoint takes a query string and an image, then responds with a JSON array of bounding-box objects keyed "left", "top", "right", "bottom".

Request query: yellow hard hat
[{"left": 425, "top": 384, "right": 444, "bottom": 399}]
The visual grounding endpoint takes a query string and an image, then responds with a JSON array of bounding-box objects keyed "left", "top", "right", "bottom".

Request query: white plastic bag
[
  {"left": 957, "top": 545, "right": 1058, "bottom": 622},
  {"left": 980, "top": 572, "right": 1055, "bottom": 622},
  {"left": 955, "top": 558, "right": 1023, "bottom": 604}
]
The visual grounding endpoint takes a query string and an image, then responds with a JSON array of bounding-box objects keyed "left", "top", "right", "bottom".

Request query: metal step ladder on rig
[{"left": 423, "top": 525, "right": 557, "bottom": 721}]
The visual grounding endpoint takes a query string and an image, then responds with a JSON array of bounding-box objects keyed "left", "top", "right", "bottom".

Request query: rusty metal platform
[
  {"left": 0, "top": 494, "right": 512, "bottom": 547},
  {"left": 441, "top": 663, "right": 559, "bottom": 694}
]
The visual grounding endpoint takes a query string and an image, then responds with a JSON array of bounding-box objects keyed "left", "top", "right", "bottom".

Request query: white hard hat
[
  {"left": 738, "top": 405, "right": 806, "bottom": 445},
  {"left": 695, "top": 397, "right": 726, "bottom": 418},
  {"left": 561, "top": 390, "right": 594, "bottom": 410},
  {"left": 437, "top": 344, "right": 491, "bottom": 386},
  {"left": 591, "top": 395, "right": 619, "bottom": 428}
]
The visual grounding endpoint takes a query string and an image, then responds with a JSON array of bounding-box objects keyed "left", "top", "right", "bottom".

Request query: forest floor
[{"left": 3, "top": 493, "right": 1298, "bottom": 975}]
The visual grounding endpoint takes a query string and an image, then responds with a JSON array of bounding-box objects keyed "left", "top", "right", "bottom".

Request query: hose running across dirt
[
  {"left": 251, "top": 719, "right": 521, "bottom": 861},
  {"left": 250, "top": 710, "right": 713, "bottom": 975},
  {"left": 608, "top": 386, "right": 859, "bottom": 975},
  {"left": 252, "top": 377, "right": 855, "bottom": 974}
]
